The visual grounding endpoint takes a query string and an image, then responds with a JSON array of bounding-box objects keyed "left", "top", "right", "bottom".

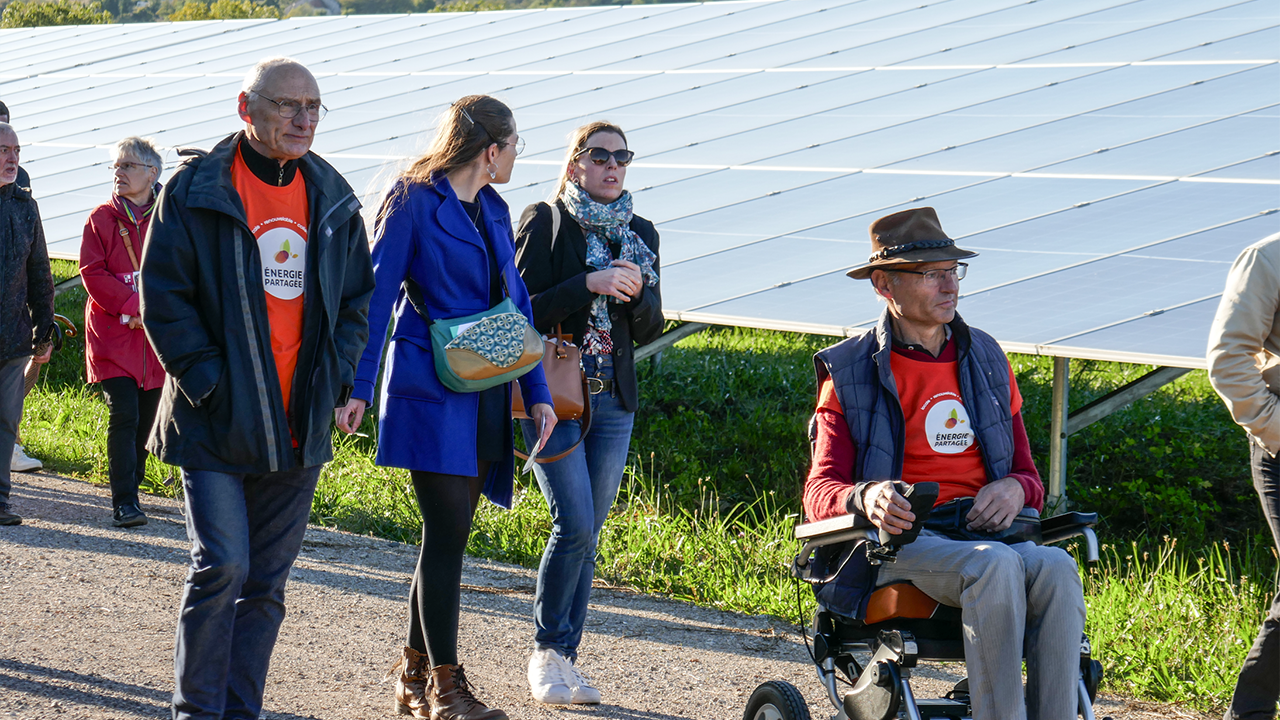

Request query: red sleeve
[
  {"left": 803, "top": 377, "right": 860, "bottom": 522},
  {"left": 79, "top": 209, "right": 137, "bottom": 316},
  {"left": 1008, "top": 411, "right": 1044, "bottom": 512}
]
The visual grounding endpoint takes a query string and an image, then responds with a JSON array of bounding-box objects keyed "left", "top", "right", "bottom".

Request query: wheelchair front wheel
[{"left": 743, "top": 680, "right": 811, "bottom": 720}]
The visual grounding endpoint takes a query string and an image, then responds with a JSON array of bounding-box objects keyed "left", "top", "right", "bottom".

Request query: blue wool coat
[{"left": 353, "top": 176, "right": 552, "bottom": 508}]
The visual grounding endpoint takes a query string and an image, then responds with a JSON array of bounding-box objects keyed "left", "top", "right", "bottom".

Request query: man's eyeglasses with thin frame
[
  {"left": 253, "top": 92, "right": 328, "bottom": 122},
  {"left": 887, "top": 262, "right": 968, "bottom": 284}
]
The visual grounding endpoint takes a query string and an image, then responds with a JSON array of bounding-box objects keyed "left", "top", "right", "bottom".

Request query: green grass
[{"left": 18, "top": 274, "right": 1270, "bottom": 713}]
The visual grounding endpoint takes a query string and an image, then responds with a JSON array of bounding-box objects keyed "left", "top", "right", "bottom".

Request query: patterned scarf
[{"left": 561, "top": 181, "right": 658, "bottom": 355}]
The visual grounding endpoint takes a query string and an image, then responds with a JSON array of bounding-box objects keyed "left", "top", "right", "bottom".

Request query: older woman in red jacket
[{"left": 79, "top": 136, "right": 166, "bottom": 528}]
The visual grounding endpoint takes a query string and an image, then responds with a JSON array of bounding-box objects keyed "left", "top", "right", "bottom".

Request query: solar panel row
[{"left": 3, "top": 0, "right": 1277, "bottom": 368}]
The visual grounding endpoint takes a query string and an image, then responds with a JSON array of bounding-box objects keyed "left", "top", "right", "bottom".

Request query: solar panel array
[{"left": 3, "top": 0, "right": 1277, "bottom": 368}]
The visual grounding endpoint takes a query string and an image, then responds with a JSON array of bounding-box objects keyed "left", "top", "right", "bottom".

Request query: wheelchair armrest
[
  {"left": 795, "top": 513, "right": 875, "bottom": 542},
  {"left": 1040, "top": 511, "right": 1100, "bottom": 563}
]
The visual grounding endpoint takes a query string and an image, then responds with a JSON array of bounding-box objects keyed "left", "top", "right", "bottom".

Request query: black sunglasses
[{"left": 573, "top": 147, "right": 635, "bottom": 167}]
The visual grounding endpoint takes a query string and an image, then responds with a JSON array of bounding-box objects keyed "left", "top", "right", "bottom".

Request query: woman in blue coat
[{"left": 338, "top": 95, "right": 555, "bottom": 720}]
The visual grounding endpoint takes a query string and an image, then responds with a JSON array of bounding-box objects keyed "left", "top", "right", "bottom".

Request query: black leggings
[
  {"left": 100, "top": 377, "right": 161, "bottom": 509},
  {"left": 407, "top": 464, "right": 490, "bottom": 667}
]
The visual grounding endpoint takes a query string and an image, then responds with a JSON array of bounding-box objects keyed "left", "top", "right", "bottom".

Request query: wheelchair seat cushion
[{"left": 864, "top": 582, "right": 941, "bottom": 624}]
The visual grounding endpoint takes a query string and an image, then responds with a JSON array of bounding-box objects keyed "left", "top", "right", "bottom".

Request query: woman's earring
[{"left": 487, "top": 163, "right": 497, "bottom": 180}]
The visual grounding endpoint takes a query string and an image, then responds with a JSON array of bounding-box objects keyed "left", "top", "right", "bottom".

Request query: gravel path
[{"left": 1, "top": 472, "right": 1208, "bottom": 720}]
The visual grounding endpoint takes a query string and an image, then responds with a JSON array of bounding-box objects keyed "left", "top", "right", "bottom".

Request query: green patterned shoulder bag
[{"left": 403, "top": 278, "right": 543, "bottom": 394}]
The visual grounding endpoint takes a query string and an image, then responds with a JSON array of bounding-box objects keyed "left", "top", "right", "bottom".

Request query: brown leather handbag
[{"left": 511, "top": 326, "right": 591, "bottom": 464}]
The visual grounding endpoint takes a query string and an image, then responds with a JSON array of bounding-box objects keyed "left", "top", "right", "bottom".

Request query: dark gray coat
[
  {"left": 0, "top": 181, "right": 55, "bottom": 363},
  {"left": 140, "top": 132, "right": 375, "bottom": 474}
]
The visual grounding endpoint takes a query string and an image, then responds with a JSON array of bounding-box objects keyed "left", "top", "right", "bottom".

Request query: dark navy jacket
[
  {"left": 140, "top": 132, "right": 375, "bottom": 474},
  {"left": 353, "top": 177, "right": 551, "bottom": 509},
  {"left": 809, "top": 309, "right": 1015, "bottom": 619}
]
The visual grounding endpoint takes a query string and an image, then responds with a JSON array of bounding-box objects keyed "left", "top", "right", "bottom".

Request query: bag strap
[
  {"left": 514, "top": 377, "right": 592, "bottom": 465},
  {"left": 115, "top": 219, "right": 140, "bottom": 272},
  {"left": 402, "top": 277, "right": 433, "bottom": 325}
]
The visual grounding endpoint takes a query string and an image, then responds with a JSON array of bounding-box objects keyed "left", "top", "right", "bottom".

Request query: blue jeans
[
  {"left": 519, "top": 354, "right": 634, "bottom": 660},
  {"left": 172, "top": 465, "right": 321, "bottom": 720}
]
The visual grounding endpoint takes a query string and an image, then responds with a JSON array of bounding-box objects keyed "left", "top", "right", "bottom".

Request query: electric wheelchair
[{"left": 743, "top": 493, "right": 1107, "bottom": 720}]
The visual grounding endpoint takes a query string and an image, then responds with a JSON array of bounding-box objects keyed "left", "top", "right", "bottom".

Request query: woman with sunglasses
[
  {"left": 338, "top": 95, "right": 555, "bottom": 720},
  {"left": 79, "top": 136, "right": 166, "bottom": 528},
  {"left": 514, "top": 121, "right": 662, "bottom": 705}
]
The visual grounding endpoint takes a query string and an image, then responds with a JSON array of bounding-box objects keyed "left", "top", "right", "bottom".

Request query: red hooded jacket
[{"left": 79, "top": 195, "right": 164, "bottom": 389}]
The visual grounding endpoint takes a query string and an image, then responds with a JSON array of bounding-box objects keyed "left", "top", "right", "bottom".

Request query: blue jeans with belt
[
  {"left": 172, "top": 464, "right": 321, "bottom": 720},
  {"left": 519, "top": 353, "right": 634, "bottom": 660}
]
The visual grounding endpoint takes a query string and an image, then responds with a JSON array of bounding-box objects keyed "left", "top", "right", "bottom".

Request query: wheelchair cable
[{"left": 794, "top": 577, "right": 854, "bottom": 688}]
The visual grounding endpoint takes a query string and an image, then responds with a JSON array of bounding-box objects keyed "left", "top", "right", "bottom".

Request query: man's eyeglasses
[
  {"left": 573, "top": 147, "right": 635, "bottom": 167},
  {"left": 112, "top": 161, "right": 153, "bottom": 172},
  {"left": 887, "top": 262, "right": 968, "bottom": 284},
  {"left": 253, "top": 92, "right": 328, "bottom": 122}
]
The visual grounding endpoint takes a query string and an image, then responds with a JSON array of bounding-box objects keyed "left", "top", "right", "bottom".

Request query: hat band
[{"left": 870, "top": 238, "right": 955, "bottom": 262}]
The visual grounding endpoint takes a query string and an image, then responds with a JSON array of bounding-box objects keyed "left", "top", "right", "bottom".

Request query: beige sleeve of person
[{"left": 1207, "top": 234, "right": 1280, "bottom": 455}]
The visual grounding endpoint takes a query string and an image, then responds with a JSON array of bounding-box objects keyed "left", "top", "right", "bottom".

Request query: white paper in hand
[{"left": 522, "top": 416, "right": 546, "bottom": 474}]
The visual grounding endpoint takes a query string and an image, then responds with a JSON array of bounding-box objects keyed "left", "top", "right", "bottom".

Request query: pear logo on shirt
[
  {"left": 922, "top": 393, "right": 973, "bottom": 454},
  {"left": 258, "top": 225, "right": 306, "bottom": 301}
]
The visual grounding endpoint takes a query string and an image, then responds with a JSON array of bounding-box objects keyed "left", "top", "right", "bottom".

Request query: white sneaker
[
  {"left": 527, "top": 648, "right": 572, "bottom": 705},
  {"left": 11, "top": 444, "right": 41, "bottom": 472},
  {"left": 564, "top": 656, "right": 601, "bottom": 705}
]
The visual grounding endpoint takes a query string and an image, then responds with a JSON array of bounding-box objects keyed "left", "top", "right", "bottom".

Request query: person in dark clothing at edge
[
  {"left": 139, "top": 57, "right": 374, "bottom": 720},
  {"left": 0, "top": 120, "right": 55, "bottom": 527},
  {"left": 802, "top": 208, "right": 1085, "bottom": 720},
  {"left": 0, "top": 100, "right": 44, "bottom": 475}
]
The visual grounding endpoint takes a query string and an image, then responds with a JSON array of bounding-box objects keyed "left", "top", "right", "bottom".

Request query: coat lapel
[{"left": 431, "top": 176, "right": 486, "bottom": 251}]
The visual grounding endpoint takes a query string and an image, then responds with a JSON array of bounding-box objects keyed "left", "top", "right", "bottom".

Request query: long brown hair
[
  {"left": 376, "top": 95, "right": 515, "bottom": 229},
  {"left": 403, "top": 94, "right": 515, "bottom": 185},
  {"left": 552, "top": 120, "right": 628, "bottom": 201}
]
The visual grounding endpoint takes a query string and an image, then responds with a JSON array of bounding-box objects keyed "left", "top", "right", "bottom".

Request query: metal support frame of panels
[
  {"left": 1046, "top": 359, "right": 1193, "bottom": 512},
  {"left": 635, "top": 322, "right": 710, "bottom": 362}
]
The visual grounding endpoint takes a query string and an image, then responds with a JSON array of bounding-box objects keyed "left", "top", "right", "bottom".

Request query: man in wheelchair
[{"left": 800, "top": 207, "right": 1087, "bottom": 720}]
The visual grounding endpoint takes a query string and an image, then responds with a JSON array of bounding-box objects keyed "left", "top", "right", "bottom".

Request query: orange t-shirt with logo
[
  {"left": 231, "top": 148, "right": 307, "bottom": 415},
  {"left": 818, "top": 346, "right": 1022, "bottom": 506}
]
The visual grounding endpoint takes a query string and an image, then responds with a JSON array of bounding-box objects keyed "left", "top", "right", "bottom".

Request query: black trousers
[
  {"left": 1229, "top": 442, "right": 1280, "bottom": 720},
  {"left": 100, "top": 377, "right": 161, "bottom": 509},
  {"left": 406, "top": 463, "right": 490, "bottom": 668}
]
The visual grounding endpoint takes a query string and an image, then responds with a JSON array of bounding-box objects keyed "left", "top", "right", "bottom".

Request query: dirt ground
[{"left": 0, "top": 472, "right": 1210, "bottom": 720}]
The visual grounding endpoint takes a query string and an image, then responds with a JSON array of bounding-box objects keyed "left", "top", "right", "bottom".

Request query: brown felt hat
[{"left": 846, "top": 207, "right": 978, "bottom": 280}]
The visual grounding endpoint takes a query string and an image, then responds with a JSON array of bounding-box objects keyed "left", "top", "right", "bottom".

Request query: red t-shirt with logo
[
  {"left": 805, "top": 339, "right": 1044, "bottom": 521},
  {"left": 231, "top": 148, "right": 307, "bottom": 415}
]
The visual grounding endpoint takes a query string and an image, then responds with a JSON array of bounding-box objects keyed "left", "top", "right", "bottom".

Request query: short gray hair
[
  {"left": 242, "top": 56, "right": 308, "bottom": 95},
  {"left": 114, "top": 136, "right": 162, "bottom": 170},
  {"left": 0, "top": 121, "right": 15, "bottom": 142}
]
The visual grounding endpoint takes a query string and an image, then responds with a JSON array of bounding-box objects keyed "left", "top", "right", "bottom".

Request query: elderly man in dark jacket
[
  {"left": 0, "top": 122, "right": 54, "bottom": 527},
  {"left": 140, "top": 58, "right": 374, "bottom": 720}
]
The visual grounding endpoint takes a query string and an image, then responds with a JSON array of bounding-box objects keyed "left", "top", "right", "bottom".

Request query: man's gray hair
[
  {"left": 0, "top": 121, "right": 15, "bottom": 141},
  {"left": 242, "top": 57, "right": 307, "bottom": 95},
  {"left": 114, "top": 136, "right": 162, "bottom": 170}
]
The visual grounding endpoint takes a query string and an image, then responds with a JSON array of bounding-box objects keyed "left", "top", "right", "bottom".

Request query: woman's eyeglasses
[{"left": 573, "top": 147, "right": 635, "bottom": 167}]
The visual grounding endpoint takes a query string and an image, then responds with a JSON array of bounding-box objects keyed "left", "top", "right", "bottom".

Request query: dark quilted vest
[{"left": 814, "top": 311, "right": 1015, "bottom": 489}]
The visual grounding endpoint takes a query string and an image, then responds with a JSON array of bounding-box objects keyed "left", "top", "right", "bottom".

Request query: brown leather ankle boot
[
  {"left": 426, "top": 663, "right": 507, "bottom": 720},
  {"left": 388, "top": 646, "right": 431, "bottom": 718}
]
